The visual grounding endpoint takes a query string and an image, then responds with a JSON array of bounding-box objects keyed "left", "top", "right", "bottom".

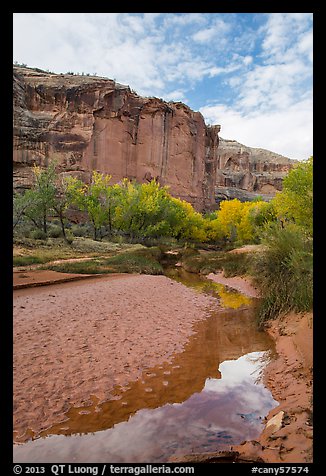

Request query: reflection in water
[
  {"left": 14, "top": 271, "right": 277, "bottom": 463},
  {"left": 164, "top": 267, "right": 251, "bottom": 309}
]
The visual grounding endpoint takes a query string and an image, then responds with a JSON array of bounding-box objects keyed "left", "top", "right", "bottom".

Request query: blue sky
[{"left": 13, "top": 13, "right": 313, "bottom": 160}]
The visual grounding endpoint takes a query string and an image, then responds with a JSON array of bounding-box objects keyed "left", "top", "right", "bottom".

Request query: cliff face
[
  {"left": 215, "top": 138, "right": 296, "bottom": 203},
  {"left": 13, "top": 66, "right": 297, "bottom": 210},
  {"left": 13, "top": 66, "right": 220, "bottom": 211}
]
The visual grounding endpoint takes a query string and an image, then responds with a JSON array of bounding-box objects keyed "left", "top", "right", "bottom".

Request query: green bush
[
  {"left": 252, "top": 223, "right": 313, "bottom": 326},
  {"left": 65, "top": 230, "right": 74, "bottom": 245},
  {"left": 104, "top": 251, "right": 163, "bottom": 275},
  {"left": 70, "top": 237, "right": 122, "bottom": 253},
  {"left": 220, "top": 253, "right": 252, "bottom": 277},
  {"left": 181, "top": 251, "right": 220, "bottom": 274},
  {"left": 30, "top": 229, "right": 47, "bottom": 240},
  {"left": 13, "top": 221, "right": 33, "bottom": 238},
  {"left": 48, "top": 225, "right": 62, "bottom": 238},
  {"left": 46, "top": 247, "right": 164, "bottom": 275},
  {"left": 70, "top": 224, "right": 90, "bottom": 237},
  {"left": 46, "top": 259, "right": 107, "bottom": 274},
  {"left": 13, "top": 255, "right": 45, "bottom": 266}
]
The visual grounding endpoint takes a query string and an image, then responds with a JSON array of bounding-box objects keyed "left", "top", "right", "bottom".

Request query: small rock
[{"left": 265, "top": 411, "right": 284, "bottom": 434}]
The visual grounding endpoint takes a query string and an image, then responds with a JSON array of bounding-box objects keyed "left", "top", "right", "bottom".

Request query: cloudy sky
[{"left": 13, "top": 13, "right": 313, "bottom": 160}]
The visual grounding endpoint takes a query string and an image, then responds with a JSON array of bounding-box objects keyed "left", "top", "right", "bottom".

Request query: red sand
[
  {"left": 13, "top": 269, "right": 104, "bottom": 289},
  {"left": 13, "top": 273, "right": 219, "bottom": 443}
]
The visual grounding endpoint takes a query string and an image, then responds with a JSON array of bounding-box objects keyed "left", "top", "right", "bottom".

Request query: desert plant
[
  {"left": 48, "top": 225, "right": 62, "bottom": 238},
  {"left": 252, "top": 223, "right": 313, "bottom": 326},
  {"left": 30, "top": 229, "right": 47, "bottom": 240}
]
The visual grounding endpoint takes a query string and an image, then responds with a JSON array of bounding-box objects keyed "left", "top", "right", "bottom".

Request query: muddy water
[{"left": 14, "top": 271, "right": 277, "bottom": 463}]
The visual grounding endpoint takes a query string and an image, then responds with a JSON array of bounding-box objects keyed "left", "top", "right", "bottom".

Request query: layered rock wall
[
  {"left": 13, "top": 66, "right": 296, "bottom": 210},
  {"left": 216, "top": 138, "right": 296, "bottom": 203},
  {"left": 13, "top": 66, "right": 220, "bottom": 211}
]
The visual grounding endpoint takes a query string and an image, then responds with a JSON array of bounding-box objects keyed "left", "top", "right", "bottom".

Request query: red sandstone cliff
[
  {"left": 13, "top": 66, "right": 296, "bottom": 210},
  {"left": 215, "top": 138, "right": 296, "bottom": 202},
  {"left": 13, "top": 66, "right": 220, "bottom": 211}
]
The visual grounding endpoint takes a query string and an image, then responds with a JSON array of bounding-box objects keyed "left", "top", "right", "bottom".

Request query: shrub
[
  {"left": 13, "top": 255, "right": 45, "bottom": 266},
  {"left": 30, "top": 229, "right": 47, "bottom": 240},
  {"left": 13, "top": 221, "right": 33, "bottom": 238},
  {"left": 46, "top": 247, "right": 164, "bottom": 275},
  {"left": 48, "top": 225, "right": 62, "bottom": 238},
  {"left": 46, "top": 259, "right": 107, "bottom": 274},
  {"left": 180, "top": 251, "right": 222, "bottom": 274},
  {"left": 252, "top": 223, "right": 313, "bottom": 326},
  {"left": 65, "top": 230, "right": 74, "bottom": 245},
  {"left": 104, "top": 251, "right": 163, "bottom": 275},
  {"left": 70, "top": 224, "right": 90, "bottom": 237},
  {"left": 71, "top": 237, "right": 122, "bottom": 253},
  {"left": 220, "top": 253, "right": 252, "bottom": 277}
]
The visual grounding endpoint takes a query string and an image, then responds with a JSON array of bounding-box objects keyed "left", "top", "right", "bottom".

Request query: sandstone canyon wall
[
  {"left": 215, "top": 138, "right": 296, "bottom": 203},
  {"left": 13, "top": 66, "right": 296, "bottom": 210},
  {"left": 13, "top": 66, "right": 220, "bottom": 211}
]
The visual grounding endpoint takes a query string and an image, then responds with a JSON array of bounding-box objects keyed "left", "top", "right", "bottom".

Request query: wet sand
[{"left": 13, "top": 273, "right": 219, "bottom": 443}]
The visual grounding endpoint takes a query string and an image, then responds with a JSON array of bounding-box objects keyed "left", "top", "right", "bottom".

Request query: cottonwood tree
[
  {"left": 66, "top": 171, "right": 114, "bottom": 241},
  {"left": 21, "top": 163, "right": 57, "bottom": 235},
  {"left": 273, "top": 156, "right": 313, "bottom": 234}
]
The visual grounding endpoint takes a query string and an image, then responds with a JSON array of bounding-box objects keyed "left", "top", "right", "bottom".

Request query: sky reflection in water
[{"left": 14, "top": 351, "right": 277, "bottom": 463}]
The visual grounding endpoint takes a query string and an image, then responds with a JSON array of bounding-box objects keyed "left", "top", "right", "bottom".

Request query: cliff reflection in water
[{"left": 14, "top": 293, "right": 277, "bottom": 463}]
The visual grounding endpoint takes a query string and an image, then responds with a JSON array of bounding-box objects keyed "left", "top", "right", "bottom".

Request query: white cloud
[
  {"left": 192, "top": 28, "right": 217, "bottom": 43},
  {"left": 237, "top": 60, "right": 309, "bottom": 112},
  {"left": 163, "top": 90, "right": 187, "bottom": 102},
  {"left": 13, "top": 13, "right": 217, "bottom": 97},
  {"left": 200, "top": 97, "right": 313, "bottom": 161},
  {"left": 297, "top": 31, "right": 313, "bottom": 63},
  {"left": 13, "top": 13, "right": 312, "bottom": 159},
  {"left": 261, "top": 12, "right": 312, "bottom": 63},
  {"left": 163, "top": 13, "right": 207, "bottom": 27},
  {"left": 192, "top": 17, "right": 231, "bottom": 43},
  {"left": 243, "top": 55, "right": 253, "bottom": 66},
  {"left": 201, "top": 13, "right": 313, "bottom": 160}
]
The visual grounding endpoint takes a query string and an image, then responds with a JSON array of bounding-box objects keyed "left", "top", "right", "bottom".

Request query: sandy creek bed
[
  {"left": 14, "top": 273, "right": 222, "bottom": 443},
  {"left": 13, "top": 270, "right": 312, "bottom": 463}
]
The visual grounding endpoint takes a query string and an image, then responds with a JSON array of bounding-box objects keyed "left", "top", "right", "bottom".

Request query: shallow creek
[{"left": 14, "top": 269, "right": 278, "bottom": 463}]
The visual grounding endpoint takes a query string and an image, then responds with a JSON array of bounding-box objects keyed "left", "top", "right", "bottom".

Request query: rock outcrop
[
  {"left": 215, "top": 138, "right": 296, "bottom": 203},
  {"left": 13, "top": 66, "right": 220, "bottom": 211},
  {"left": 13, "top": 66, "right": 297, "bottom": 210}
]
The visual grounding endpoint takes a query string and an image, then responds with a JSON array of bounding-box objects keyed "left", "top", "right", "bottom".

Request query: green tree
[
  {"left": 114, "top": 180, "right": 173, "bottom": 239},
  {"left": 66, "top": 171, "right": 113, "bottom": 241},
  {"left": 273, "top": 156, "right": 313, "bottom": 234},
  {"left": 13, "top": 192, "right": 34, "bottom": 230},
  {"left": 52, "top": 176, "right": 71, "bottom": 241},
  {"left": 248, "top": 200, "right": 277, "bottom": 229},
  {"left": 166, "top": 197, "right": 207, "bottom": 242},
  {"left": 21, "top": 163, "right": 57, "bottom": 235}
]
